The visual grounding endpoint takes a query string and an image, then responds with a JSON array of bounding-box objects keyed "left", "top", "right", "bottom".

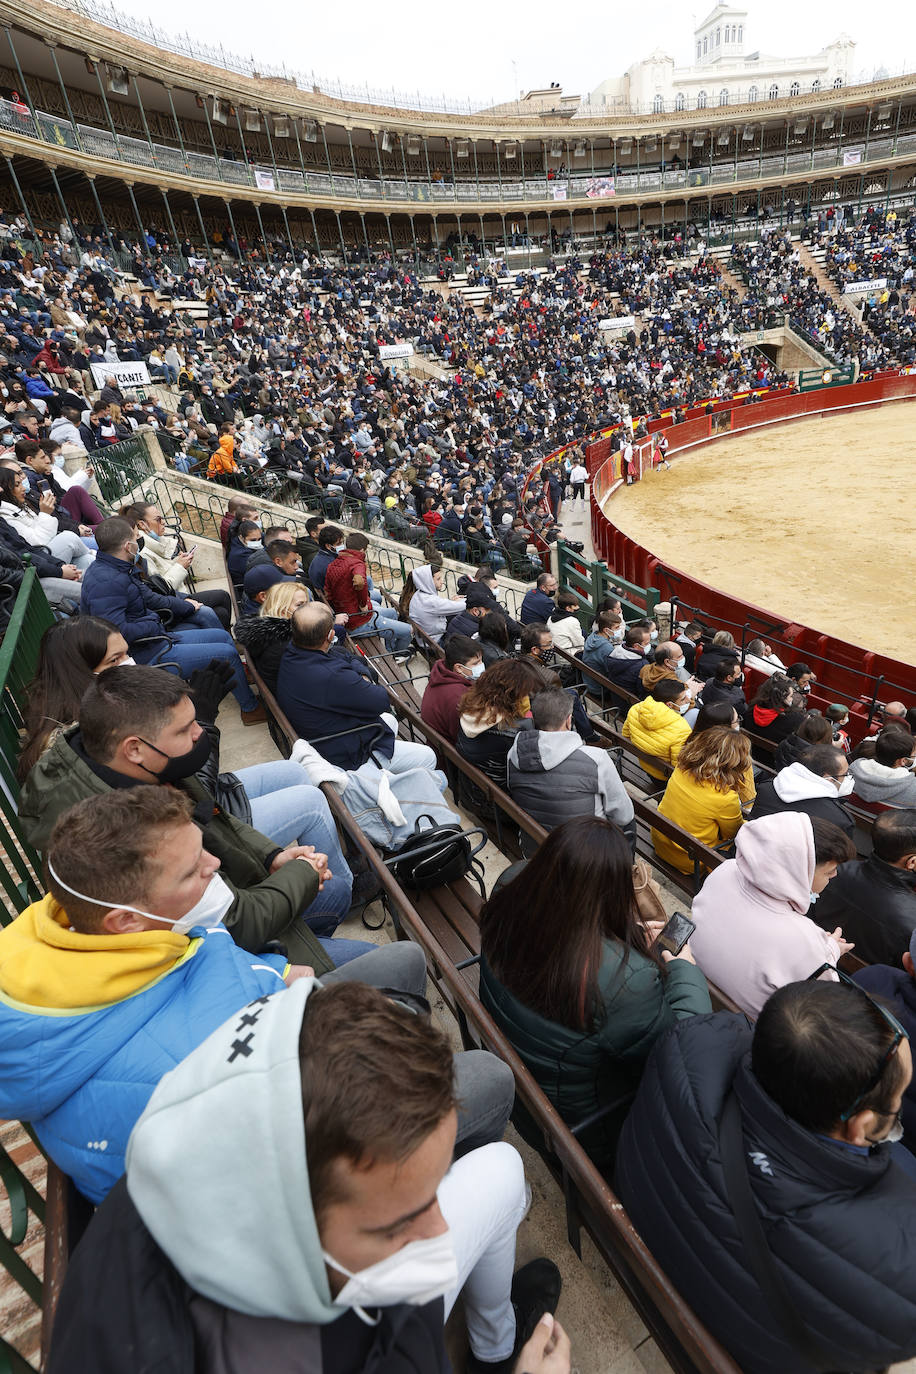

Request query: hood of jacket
[
  {"left": 773, "top": 762, "right": 840, "bottom": 804},
  {"left": 851, "top": 757, "right": 916, "bottom": 799},
  {"left": 583, "top": 630, "right": 611, "bottom": 656},
  {"left": 127, "top": 977, "right": 338, "bottom": 1324},
  {"left": 412, "top": 564, "right": 437, "bottom": 595},
  {"left": 735, "top": 811, "right": 814, "bottom": 914},
  {"left": 233, "top": 614, "right": 292, "bottom": 657},
  {"left": 626, "top": 695, "right": 686, "bottom": 738},
  {"left": 508, "top": 728, "right": 582, "bottom": 773},
  {"left": 459, "top": 705, "right": 529, "bottom": 739},
  {"left": 611, "top": 644, "right": 642, "bottom": 661},
  {"left": 426, "top": 658, "right": 470, "bottom": 693},
  {"left": 0, "top": 893, "right": 194, "bottom": 1011},
  {"left": 640, "top": 663, "right": 676, "bottom": 691}
]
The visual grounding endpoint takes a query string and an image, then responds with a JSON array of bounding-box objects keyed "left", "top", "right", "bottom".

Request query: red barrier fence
[{"left": 588, "top": 372, "right": 916, "bottom": 718}]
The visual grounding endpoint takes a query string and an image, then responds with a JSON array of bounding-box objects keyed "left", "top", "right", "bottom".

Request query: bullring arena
[
  {"left": 606, "top": 401, "right": 915, "bottom": 663},
  {"left": 4, "top": 0, "right": 916, "bottom": 1372}
]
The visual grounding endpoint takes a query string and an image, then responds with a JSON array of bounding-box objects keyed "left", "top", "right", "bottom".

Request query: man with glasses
[
  {"left": 750, "top": 743, "right": 857, "bottom": 838},
  {"left": 616, "top": 977, "right": 916, "bottom": 1374}
]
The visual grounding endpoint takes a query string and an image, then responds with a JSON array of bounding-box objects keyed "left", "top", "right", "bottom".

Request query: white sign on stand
[
  {"left": 378, "top": 343, "right": 414, "bottom": 360},
  {"left": 598, "top": 315, "right": 636, "bottom": 335},
  {"left": 90, "top": 361, "right": 151, "bottom": 391},
  {"left": 842, "top": 277, "right": 887, "bottom": 296}
]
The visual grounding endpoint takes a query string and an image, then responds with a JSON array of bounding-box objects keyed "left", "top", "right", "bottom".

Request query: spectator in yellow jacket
[
  {"left": 623, "top": 681, "right": 691, "bottom": 780},
  {"left": 652, "top": 725, "right": 750, "bottom": 873}
]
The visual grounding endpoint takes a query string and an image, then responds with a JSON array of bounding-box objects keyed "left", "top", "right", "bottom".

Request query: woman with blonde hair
[
  {"left": 652, "top": 725, "right": 751, "bottom": 872},
  {"left": 234, "top": 579, "right": 311, "bottom": 693}
]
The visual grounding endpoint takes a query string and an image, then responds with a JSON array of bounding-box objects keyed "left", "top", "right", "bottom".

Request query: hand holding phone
[{"left": 655, "top": 910, "right": 696, "bottom": 959}]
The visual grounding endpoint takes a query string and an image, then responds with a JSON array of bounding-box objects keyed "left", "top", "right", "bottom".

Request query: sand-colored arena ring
[{"left": 605, "top": 402, "right": 914, "bottom": 665}]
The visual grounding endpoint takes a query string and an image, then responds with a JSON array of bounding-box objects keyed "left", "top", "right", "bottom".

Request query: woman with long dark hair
[
  {"left": 456, "top": 657, "right": 541, "bottom": 787},
  {"left": 19, "top": 616, "right": 131, "bottom": 779},
  {"left": 480, "top": 816, "right": 710, "bottom": 1168}
]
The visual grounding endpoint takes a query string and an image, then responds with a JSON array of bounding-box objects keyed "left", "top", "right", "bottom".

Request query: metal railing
[
  {"left": 90, "top": 434, "right": 157, "bottom": 506},
  {"left": 4, "top": 96, "right": 916, "bottom": 207}
]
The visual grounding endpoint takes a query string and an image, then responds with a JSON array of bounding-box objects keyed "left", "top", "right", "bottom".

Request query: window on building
[
  {"left": 748, "top": 84, "right": 759, "bottom": 101},
  {"left": 738, "top": 25, "right": 743, "bottom": 40},
  {"left": 769, "top": 83, "right": 779, "bottom": 99},
  {"left": 697, "top": 89, "right": 708, "bottom": 108},
  {"left": 703, "top": 37, "right": 708, "bottom": 54},
  {"left": 790, "top": 80, "right": 800, "bottom": 96},
  {"left": 676, "top": 91, "right": 686, "bottom": 111},
  {"left": 653, "top": 94, "right": 664, "bottom": 113},
  {"left": 719, "top": 89, "right": 729, "bottom": 105},
  {"left": 833, "top": 76, "right": 843, "bottom": 88},
  {"left": 811, "top": 78, "right": 821, "bottom": 93},
  {"left": 716, "top": 27, "right": 721, "bottom": 44},
  {"left": 697, "top": 41, "right": 702, "bottom": 58},
  {"left": 724, "top": 25, "right": 730, "bottom": 41}
]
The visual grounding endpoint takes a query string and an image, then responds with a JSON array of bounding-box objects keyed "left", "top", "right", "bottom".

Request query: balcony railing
[{"left": 3, "top": 98, "right": 916, "bottom": 204}]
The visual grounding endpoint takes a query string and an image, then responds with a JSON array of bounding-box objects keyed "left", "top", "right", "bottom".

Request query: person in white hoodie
[
  {"left": 749, "top": 744, "right": 856, "bottom": 838},
  {"left": 691, "top": 812, "right": 856, "bottom": 1018},
  {"left": 407, "top": 564, "right": 465, "bottom": 644}
]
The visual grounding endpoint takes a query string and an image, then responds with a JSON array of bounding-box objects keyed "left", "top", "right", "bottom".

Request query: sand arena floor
[{"left": 605, "top": 401, "right": 916, "bottom": 665}]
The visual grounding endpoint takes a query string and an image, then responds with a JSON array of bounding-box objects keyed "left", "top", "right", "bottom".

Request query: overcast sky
[{"left": 115, "top": 0, "right": 910, "bottom": 107}]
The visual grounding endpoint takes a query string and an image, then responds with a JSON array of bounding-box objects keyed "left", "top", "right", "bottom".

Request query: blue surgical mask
[{"left": 469, "top": 661, "right": 485, "bottom": 679}]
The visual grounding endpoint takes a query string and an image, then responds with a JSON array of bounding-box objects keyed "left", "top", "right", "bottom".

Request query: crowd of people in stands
[
  {"left": 731, "top": 226, "right": 899, "bottom": 370},
  {"left": 4, "top": 206, "right": 916, "bottom": 1374},
  {"left": 818, "top": 205, "right": 916, "bottom": 366}
]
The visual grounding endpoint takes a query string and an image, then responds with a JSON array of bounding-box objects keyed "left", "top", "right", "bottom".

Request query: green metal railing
[
  {"left": 556, "top": 541, "right": 659, "bottom": 629},
  {"left": 91, "top": 435, "right": 157, "bottom": 506},
  {"left": 0, "top": 571, "right": 55, "bottom": 1373},
  {"left": 140, "top": 473, "right": 529, "bottom": 615}
]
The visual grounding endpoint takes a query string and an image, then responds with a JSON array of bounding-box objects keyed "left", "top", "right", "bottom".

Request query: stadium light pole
[
  {"left": 190, "top": 195, "right": 214, "bottom": 264},
  {"left": 3, "top": 154, "right": 38, "bottom": 241},
  {"left": 85, "top": 174, "right": 118, "bottom": 258},
  {"left": 46, "top": 165, "right": 80, "bottom": 251},
  {"left": 159, "top": 188, "right": 181, "bottom": 256},
  {"left": 46, "top": 43, "right": 79, "bottom": 146},
  {"left": 222, "top": 199, "right": 247, "bottom": 263}
]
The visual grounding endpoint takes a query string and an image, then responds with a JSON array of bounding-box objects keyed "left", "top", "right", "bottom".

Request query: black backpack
[{"left": 386, "top": 815, "right": 487, "bottom": 895}]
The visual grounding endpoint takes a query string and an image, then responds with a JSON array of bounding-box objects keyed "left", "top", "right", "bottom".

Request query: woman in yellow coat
[
  {"left": 622, "top": 681, "right": 692, "bottom": 780},
  {"left": 652, "top": 725, "right": 751, "bottom": 873}
]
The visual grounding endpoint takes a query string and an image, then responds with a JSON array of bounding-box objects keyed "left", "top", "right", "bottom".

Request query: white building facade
[{"left": 583, "top": 5, "right": 856, "bottom": 116}]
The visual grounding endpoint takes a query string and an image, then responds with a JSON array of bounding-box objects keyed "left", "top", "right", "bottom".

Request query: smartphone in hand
[{"left": 655, "top": 911, "right": 696, "bottom": 957}]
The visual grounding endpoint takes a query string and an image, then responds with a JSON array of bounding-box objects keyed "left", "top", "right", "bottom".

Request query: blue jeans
[
  {"left": 349, "top": 605, "right": 411, "bottom": 651},
  {"left": 317, "top": 935, "right": 378, "bottom": 966},
  {"left": 182, "top": 605, "right": 223, "bottom": 631},
  {"left": 151, "top": 628, "right": 258, "bottom": 712},
  {"left": 236, "top": 760, "right": 353, "bottom": 934}
]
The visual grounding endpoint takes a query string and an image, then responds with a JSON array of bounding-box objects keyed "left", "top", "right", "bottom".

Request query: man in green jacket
[{"left": 18, "top": 666, "right": 340, "bottom": 972}]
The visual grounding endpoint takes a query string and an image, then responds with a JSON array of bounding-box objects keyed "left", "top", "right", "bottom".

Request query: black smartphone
[
  {"left": 37, "top": 478, "right": 50, "bottom": 493},
  {"left": 656, "top": 910, "right": 696, "bottom": 957}
]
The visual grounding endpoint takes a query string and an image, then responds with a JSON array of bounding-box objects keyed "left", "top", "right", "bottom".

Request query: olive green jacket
[{"left": 18, "top": 727, "right": 331, "bottom": 973}]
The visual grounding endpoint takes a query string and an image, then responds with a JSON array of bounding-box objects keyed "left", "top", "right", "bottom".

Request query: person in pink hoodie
[{"left": 690, "top": 812, "right": 856, "bottom": 1017}]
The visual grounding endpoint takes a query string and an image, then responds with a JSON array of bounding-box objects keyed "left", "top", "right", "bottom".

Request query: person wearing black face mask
[
  {"left": 519, "top": 623, "right": 601, "bottom": 745},
  {"left": 17, "top": 667, "right": 363, "bottom": 971}
]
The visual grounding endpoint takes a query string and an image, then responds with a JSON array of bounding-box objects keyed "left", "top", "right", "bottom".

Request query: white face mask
[
  {"left": 873, "top": 1114, "right": 905, "bottom": 1146},
  {"left": 836, "top": 775, "right": 854, "bottom": 797},
  {"left": 47, "top": 862, "right": 233, "bottom": 936},
  {"left": 678, "top": 700, "right": 691, "bottom": 715},
  {"left": 323, "top": 1228, "right": 458, "bottom": 1327},
  {"left": 468, "top": 661, "right": 485, "bottom": 679}
]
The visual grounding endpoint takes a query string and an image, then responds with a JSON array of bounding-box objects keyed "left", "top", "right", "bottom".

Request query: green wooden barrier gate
[{"left": 556, "top": 540, "right": 659, "bottom": 632}]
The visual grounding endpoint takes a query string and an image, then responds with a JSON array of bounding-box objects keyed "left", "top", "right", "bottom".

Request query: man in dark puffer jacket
[{"left": 616, "top": 984, "right": 916, "bottom": 1374}]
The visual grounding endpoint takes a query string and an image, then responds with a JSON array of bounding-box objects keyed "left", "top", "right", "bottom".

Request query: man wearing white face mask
[
  {"left": 750, "top": 745, "right": 857, "bottom": 839},
  {"left": 48, "top": 977, "right": 570, "bottom": 1374},
  {"left": 0, "top": 788, "right": 515, "bottom": 1212}
]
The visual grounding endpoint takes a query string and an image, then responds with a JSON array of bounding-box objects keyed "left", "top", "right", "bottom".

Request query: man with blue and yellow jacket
[{"left": 0, "top": 788, "right": 513, "bottom": 1207}]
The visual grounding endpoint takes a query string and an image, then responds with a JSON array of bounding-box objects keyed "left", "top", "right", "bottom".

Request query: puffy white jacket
[{"left": 0, "top": 500, "right": 58, "bottom": 547}]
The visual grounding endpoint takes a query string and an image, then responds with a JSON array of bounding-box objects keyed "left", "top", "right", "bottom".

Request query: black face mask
[{"left": 137, "top": 728, "right": 211, "bottom": 784}]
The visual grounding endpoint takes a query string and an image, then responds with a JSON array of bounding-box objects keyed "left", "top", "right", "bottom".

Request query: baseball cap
[
  {"left": 465, "top": 583, "right": 493, "bottom": 609},
  {"left": 243, "top": 565, "right": 293, "bottom": 598}
]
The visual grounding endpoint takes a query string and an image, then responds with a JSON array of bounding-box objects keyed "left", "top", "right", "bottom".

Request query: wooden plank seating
[{"left": 227, "top": 621, "right": 743, "bottom": 1374}]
